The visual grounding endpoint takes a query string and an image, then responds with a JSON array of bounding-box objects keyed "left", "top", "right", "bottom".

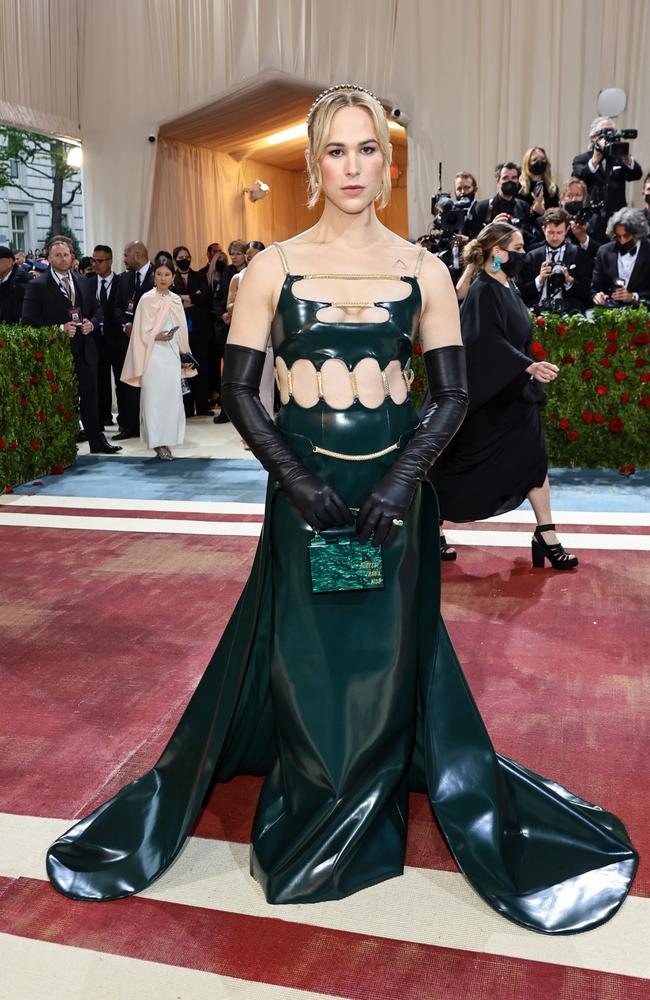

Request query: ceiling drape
[{"left": 0, "top": 0, "right": 647, "bottom": 252}]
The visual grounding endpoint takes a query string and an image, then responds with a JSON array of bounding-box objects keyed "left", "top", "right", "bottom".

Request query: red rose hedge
[
  {"left": 0, "top": 324, "right": 77, "bottom": 492},
  {"left": 412, "top": 305, "right": 650, "bottom": 472}
]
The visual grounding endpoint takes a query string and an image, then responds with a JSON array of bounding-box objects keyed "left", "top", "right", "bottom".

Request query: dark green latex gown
[{"left": 47, "top": 266, "right": 638, "bottom": 934}]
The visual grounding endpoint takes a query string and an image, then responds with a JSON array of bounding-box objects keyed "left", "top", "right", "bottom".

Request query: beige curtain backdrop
[{"left": 0, "top": 0, "right": 649, "bottom": 252}]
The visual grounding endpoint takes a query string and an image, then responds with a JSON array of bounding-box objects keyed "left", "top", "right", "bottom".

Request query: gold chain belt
[{"left": 312, "top": 442, "right": 400, "bottom": 461}]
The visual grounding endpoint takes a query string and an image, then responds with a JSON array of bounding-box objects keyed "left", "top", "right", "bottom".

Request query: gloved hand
[
  {"left": 357, "top": 345, "right": 468, "bottom": 546},
  {"left": 221, "top": 344, "right": 353, "bottom": 531}
]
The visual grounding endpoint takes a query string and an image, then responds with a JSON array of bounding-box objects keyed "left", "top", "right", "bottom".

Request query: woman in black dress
[{"left": 432, "top": 221, "right": 578, "bottom": 569}]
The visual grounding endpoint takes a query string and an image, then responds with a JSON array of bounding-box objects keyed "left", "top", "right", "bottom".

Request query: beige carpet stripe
[
  {"left": 0, "top": 513, "right": 262, "bottom": 536},
  {"left": 1, "top": 813, "right": 647, "bottom": 980},
  {"left": 0, "top": 512, "right": 648, "bottom": 550},
  {"left": 0, "top": 933, "right": 342, "bottom": 1000},
  {"left": 0, "top": 495, "right": 266, "bottom": 515}
]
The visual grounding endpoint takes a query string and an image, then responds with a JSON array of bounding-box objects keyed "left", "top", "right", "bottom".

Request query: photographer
[
  {"left": 572, "top": 117, "right": 642, "bottom": 241},
  {"left": 560, "top": 178, "right": 601, "bottom": 258},
  {"left": 591, "top": 208, "right": 650, "bottom": 307},
  {"left": 521, "top": 208, "right": 593, "bottom": 314},
  {"left": 643, "top": 172, "right": 650, "bottom": 228},
  {"left": 454, "top": 171, "right": 478, "bottom": 202},
  {"left": 462, "top": 162, "right": 531, "bottom": 242}
]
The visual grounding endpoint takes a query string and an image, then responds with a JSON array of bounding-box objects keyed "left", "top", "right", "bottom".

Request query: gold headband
[{"left": 306, "top": 84, "right": 381, "bottom": 129}]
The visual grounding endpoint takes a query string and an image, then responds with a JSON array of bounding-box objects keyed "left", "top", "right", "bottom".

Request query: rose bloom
[
  {"left": 585, "top": 342, "right": 595, "bottom": 353},
  {"left": 582, "top": 370, "right": 593, "bottom": 381},
  {"left": 614, "top": 371, "right": 626, "bottom": 382},
  {"left": 594, "top": 413, "right": 606, "bottom": 424},
  {"left": 641, "top": 373, "right": 650, "bottom": 383},
  {"left": 621, "top": 392, "right": 630, "bottom": 402},
  {"left": 581, "top": 411, "right": 593, "bottom": 423},
  {"left": 606, "top": 330, "right": 618, "bottom": 341},
  {"left": 641, "top": 395, "right": 650, "bottom": 409},
  {"left": 558, "top": 418, "right": 570, "bottom": 430},
  {"left": 596, "top": 384, "right": 608, "bottom": 395},
  {"left": 609, "top": 417, "right": 624, "bottom": 433},
  {"left": 566, "top": 430, "right": 579, "bottom": 442},
  {"left": 562, "top": 355, "right": 575, "bottom": 365},
  {"left": 599, "top": 358, "right": 611, "bottom": 368}
]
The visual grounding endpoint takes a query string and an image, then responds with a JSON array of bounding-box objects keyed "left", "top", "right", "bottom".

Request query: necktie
[
  {"left": 100, "top": 279, "right": 108, "bottom": 309},
  {"left": 134, "top": 271, "right": 141, "bottom": 293},
  {"left": 62, "top": 274, "right": 72, "bottom": 298}
]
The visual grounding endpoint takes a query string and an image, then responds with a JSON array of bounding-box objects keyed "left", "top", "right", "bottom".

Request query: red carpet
[{"left": 1, "top": 514, "right": 648, "bottom": 997}]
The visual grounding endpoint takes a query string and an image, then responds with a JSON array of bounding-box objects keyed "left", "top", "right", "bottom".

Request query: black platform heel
[
  {"left": 531, "top": 523, "right": 578, "bottom": 570},
  {"left": 440, "top": 534, "right": 457, "bottom": 561}
]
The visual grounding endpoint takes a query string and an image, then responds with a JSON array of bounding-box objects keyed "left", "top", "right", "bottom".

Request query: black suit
[
  {"left": 0, "top": 264, "right": 30, "bottom": 323},
  {"left": 521, "top": 243, "right": 593, "bottom": 313},
  {"left": 463, "top": 194, "right": 533, "bottom": 243},
  {"left": 591, "top": 238, "right": 650, "bottom": 305},
  {"left": 84, "top": 273, "right": 123, "bottom": 426},
  {"left": 172, "top": 268, "right": 213, "bottom": 414},
  {"left": 113, "top": 264, "right": 154, "bottom": 434},
  {"left": 21, "top": 269, "right": 104, "bottom": 446},
  {"left": 571, "top": 151, "right": 643, "bottom": 240}
]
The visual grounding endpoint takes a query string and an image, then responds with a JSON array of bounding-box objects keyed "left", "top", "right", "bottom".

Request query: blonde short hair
[{"left": 306, "top": 88, "right": 392, "bottom": 209}]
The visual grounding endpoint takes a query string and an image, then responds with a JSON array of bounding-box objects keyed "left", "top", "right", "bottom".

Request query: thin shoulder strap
[
  {"left": 414, "top": 246, "right": 426, "bottom": 278},
  {"left": 274, "top": 242, "right": 290, "bottom": 276}
]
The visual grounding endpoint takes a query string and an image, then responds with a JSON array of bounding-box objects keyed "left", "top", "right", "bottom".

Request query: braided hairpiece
[{"left": 306, "top": 84, "right": 381, "bottom": 130}]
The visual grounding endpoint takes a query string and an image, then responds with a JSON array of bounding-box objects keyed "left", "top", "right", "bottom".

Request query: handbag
[
  {"left": 308, "top": 523, "right": 384, "bottom": 594},
  {"left": 180, "top": 351, "right": 200, "bottom": 370}
]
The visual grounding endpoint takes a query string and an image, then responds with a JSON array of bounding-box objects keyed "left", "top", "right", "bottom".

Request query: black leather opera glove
[
  {"left": 221, "top": 344, "right": 353, "bottom": 531},
  {"left": 357, "top": 345, "right": 468, "bottom": 546}
]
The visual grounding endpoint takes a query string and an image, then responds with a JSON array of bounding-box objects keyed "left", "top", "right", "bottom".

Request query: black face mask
[
  {"left": 500, "top": 180, "right": 519, "bottom": 198},
  {"left": 564, "top": 200, "right": 585, "bottom": 216},
  {"left": 615, "top": 239, "right": 636, "bottom": 255},
  {"left": 645, "top": 194, "right": 650, "bottom": 207},
  {"left": 176, "top": 258, "right": 191, "bottom": 272},
  {"left": 529, "top": 160, "right": 547, "bottom": 176},
  {"left": 213, "top": 259, "right": 226, "bottom": 273},
  {"left": 501, "top": 250, "right": 526, "bottom": 278}
]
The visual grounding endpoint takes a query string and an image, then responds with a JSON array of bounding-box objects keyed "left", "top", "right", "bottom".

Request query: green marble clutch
[{"left": 308, "top": 533, "right": 384, "bottom": 593}]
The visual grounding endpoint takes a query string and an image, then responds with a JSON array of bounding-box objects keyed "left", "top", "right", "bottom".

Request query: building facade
[{"left": 0, "top": 148, "right": 84, "bottom": 254}]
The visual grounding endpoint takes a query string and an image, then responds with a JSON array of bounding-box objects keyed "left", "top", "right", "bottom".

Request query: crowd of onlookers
[
  {"left": 0, "top": 235, "right": 260, "bottom": 455},
  {"left": 420, "top": 116, "right": 650, "bottom": 313}
]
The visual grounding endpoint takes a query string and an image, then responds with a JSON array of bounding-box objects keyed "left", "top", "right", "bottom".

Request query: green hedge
[
  {"left": 0, "top": 323, "right": 78, "bottom": 492},
  {"left": 412, "top": 305, "right": 650, "bottom": 473}
]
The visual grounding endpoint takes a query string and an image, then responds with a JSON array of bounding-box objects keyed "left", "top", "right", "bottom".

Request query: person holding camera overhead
[
  {"left": 591, "top": 207, "right": 650, "bottom": 308},
  {"left": 572, "top": 117, "right": 642, "bottom": 242},
  {"left": 121, "top": 259, "right": 197, "bottom": 460},
  {"left": 520, "top": 208, "right": 593, "bottom": 313},
  {"left": 21, "top": 237, "right": 121, "bottom": 454},
  {"left": 462, "top": 161, "right": 530, "bottom": 241}
]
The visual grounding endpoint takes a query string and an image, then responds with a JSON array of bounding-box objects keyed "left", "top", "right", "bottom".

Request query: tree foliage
[{"left": 0, "top": 126, "right": 82, "bottom": 240}]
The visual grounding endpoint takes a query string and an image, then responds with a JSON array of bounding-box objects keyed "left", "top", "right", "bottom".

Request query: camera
[
  {"left": 147, "top": 133, "right": 156, "bottom": 143},
  {"left": 75, "top": 323, "right": 83, "bottom": 336},
  {"left": 564, "top": 201, "right": 592, "bottom": 225},
  {"left": 547, "top": 263, "right": 566, "bottom": 295},
  {"left": 391, "top": 108, "right": 409, "bottom": 126},
  {"left": 593, "top": 126, "right": 638, "bottom": 160},
  {"left": 429, "top": 193, "right": 471, "bottom": 237}
]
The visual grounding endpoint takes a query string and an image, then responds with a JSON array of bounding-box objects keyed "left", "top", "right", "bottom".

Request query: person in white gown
[{"left": 121, "top": 261, "right": 196, "bottom": 460}]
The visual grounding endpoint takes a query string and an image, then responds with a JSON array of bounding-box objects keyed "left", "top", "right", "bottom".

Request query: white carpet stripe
[
  {"left": 0, "top": 934, "right": 343, "bottom": 1000},
  {"left": 444, "top": 528, "right": 650, "bottom": 552},
  {"left": 1, "top": 494, "right": 649, "bottom": 526},
  {"left": 0, "top": 495, "right": 266, "bottom": 515},
  {"left": 0, "top": 513, "right": 263, "bottom": 537},
  {"left": 487, "top": 509, "right": 650, "bottom": 527},
  {"left": 1, "top": 813, "right": 648, "bottom": 980},
  {"left": 1, "top": 511, "right": 648, "bottom": 551}
]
